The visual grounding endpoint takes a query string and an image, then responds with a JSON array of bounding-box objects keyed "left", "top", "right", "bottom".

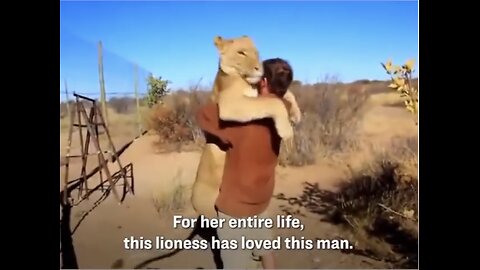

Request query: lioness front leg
[
  {"left": 241, "top": 88, "right": 301, "bottom": 124},
  {"left": 218, "top": 94, "right": 293, "bottom": 139}
]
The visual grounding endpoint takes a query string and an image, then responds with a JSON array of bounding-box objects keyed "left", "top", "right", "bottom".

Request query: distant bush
[
  {"left": 144, "top": 90, "right": 209, "bottom": 147},
  {"left": 108, "top": 97, "right": 136, "bottom": 114}
]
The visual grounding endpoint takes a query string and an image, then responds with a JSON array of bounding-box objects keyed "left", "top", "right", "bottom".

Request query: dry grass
[
  {"left": 326, "top": 136, "right": 418, "bottom": 268},
  {"left": 370, "top": 135, "right": 418, "bottom": 180},
  {"left": 60, "top": 79, "right": 416, "bottom": 166},
  {"left": 59, "top": 104, "right": 147, "bottom": 156},
  {"left": 151, "top": 169, "right": 189, "bottom": 218},
  {"left": 279, "top": 80, "right": 370, "bottom": 166},
  {"left": 338, "top": 160, "right": 417, "bottom": 268},
  {"left": 277, "top": 149, "right": 418, "bottom": 268},
  {"left": 368, "top": 92, "right": 404, "bottom": 107},
  {"left": 60, "top": 106, "right": 142, "bottom": 137},
  {"left": 59, "top": 79, "right": 415, "bottom": 163},
  {"left": 330, "top": 161, "right": 418, "bottom": 268}
]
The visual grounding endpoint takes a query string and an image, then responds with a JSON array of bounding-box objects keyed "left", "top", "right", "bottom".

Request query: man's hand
[
  {"left": 204, "top": 132, "right": 232, "bottom": 150},
  {"left": 217, "top": 133, "right": 232, "bottom": 146}
]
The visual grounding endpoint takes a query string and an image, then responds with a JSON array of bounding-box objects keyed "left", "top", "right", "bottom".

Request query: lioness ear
[
  {"left": 214, "top": 36, "right": 233, "bottom": 52},
  {"left": 214, "top": 36, "right": 224, "bottom": 49}
]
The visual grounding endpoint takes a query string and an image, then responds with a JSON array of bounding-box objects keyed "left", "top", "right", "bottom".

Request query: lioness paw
[
  {"left": 275, "top": 118, "right": 294, "bottom": 139},
  {"left": 283, "top": 136, "right": 295, "bottom": 152},
  {"left": 283, "top": 90, "right": 302, "bottom": 124},
  {"left": 243, "top": 87, "right": 258, "bottom": 98},
  {"left": 289, "top": 104, "right": 302, "bottom": 124}
]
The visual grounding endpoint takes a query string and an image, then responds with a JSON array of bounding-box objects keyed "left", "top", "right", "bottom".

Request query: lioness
[{"left": 191, "top": 35, "right": 301, "bottom": 218}]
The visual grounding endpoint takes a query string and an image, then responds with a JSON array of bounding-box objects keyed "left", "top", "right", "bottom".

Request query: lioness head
[{"left": 214, "top": 35, "right": 263, "bottom": 84}]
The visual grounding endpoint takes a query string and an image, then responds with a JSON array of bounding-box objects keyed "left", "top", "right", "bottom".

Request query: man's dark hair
[{"left": 262, "top": 58, "right": 293, "bottom": 97}]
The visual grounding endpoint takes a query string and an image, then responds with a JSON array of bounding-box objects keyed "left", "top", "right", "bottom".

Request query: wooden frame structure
[{"left": 61, "top": 93, "right": 134, "bottom": 206}]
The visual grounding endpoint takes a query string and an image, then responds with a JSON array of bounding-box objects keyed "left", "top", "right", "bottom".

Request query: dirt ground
[{"left": 60, "top": 102, "right": 417, "bottom": 269}]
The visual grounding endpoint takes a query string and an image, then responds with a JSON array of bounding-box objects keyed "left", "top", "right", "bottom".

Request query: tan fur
[{"left": 191, "top": 35, "right": 302, "bottom": 218}]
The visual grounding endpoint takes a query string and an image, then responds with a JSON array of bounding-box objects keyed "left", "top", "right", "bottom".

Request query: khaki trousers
[{"left": 216, "top": 210, "right": 274, "bottom": 269}]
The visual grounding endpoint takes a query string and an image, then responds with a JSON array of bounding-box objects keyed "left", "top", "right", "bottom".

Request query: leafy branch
[{"left": 381, "top": 59, "right": 418, "bottom": 125}]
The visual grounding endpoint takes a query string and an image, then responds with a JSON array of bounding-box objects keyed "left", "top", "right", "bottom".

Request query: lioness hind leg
[
  {"left": 191, "top": 145, "right": 225, "bottom": 219},
  {"left": 191, "top": 182, "right": 219, "bottom": 219}
]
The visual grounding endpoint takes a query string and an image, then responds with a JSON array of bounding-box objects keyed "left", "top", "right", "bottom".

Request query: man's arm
[{"left": 196, "top": 102, "right": 232, "bottom": 145}]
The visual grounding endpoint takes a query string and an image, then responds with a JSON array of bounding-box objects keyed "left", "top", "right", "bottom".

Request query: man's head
[{"left": 258, "top": 58, "right": 293, "bottom": 97}]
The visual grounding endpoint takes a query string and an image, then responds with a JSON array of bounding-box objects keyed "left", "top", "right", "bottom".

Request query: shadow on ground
[
  {"left": 60, "top": 133, "right": 144, "bottom": 269},
  {"left": 131, "top": 216, "right": 223, "bottom": 269}
]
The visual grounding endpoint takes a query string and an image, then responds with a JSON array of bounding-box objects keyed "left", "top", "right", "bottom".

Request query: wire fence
[
  {"left": 60, "top": 30, "right": 153, "bottom": 101},
  {"left": 60, "top": 30, "right": 157, "bottom": 138}
]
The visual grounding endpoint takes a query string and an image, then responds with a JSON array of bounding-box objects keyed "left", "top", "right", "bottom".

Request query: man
[{"left": 196, "top": 58, "right": 295, "bottom": 269}]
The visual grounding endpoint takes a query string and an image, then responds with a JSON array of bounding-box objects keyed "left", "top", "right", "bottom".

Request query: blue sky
[{"left": 60, "top": 0, "right": 418, "bottom": 99}]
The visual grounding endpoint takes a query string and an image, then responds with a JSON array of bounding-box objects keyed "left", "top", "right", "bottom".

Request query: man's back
[{"left": 196, "top": 102, "right": 282, "bottom": 217}]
